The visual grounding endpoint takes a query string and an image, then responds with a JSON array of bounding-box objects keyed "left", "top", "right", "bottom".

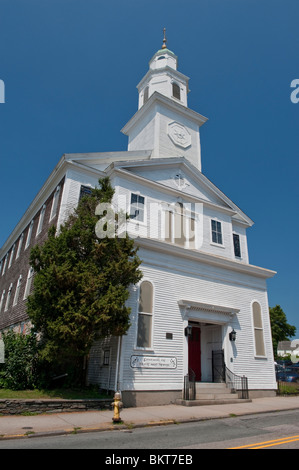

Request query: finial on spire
[{"left": 162, "top": 28, "right": 167, "bottom": 49}]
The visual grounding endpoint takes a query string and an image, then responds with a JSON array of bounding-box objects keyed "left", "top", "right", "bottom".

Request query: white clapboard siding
[
  {"left": 119, "top": 247, "right": 276, "bottom": 392},
  {"left": 115, "top": 176, "right": 249, "bottom": 263}
]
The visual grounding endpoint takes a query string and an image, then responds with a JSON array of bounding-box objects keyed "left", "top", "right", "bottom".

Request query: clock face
[{"left": 168, "top": 122, "right": 191, "bottom": 148}]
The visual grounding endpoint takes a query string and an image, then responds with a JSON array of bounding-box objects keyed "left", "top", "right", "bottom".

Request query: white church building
[{"left": 0, "top": 36, "right": 277, "bottom": 406}]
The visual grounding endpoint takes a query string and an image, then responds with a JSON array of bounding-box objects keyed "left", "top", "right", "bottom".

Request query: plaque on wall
[
  {"left": 130, "top": 355, "right": 177, "bottom": 369},
  {"left": 168, "top": 122, "right": 191, "bottom": 149}
]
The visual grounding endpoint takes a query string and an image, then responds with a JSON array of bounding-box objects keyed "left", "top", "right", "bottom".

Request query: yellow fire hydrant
[{"left": 111, "top": 392, "right": 123, "bottom": 423}]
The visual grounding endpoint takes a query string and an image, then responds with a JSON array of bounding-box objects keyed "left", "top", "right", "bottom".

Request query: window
[
  {"left": 2, "top": 254, "right": 8, "bottom": 276},
  {"left": 211, "top": 220, "right": 223, "bottom": 244},
  {"left": 0, "top": 290, "right": 5, "bottom": 313},
  {"left": 13, "top": 275, "right": 22, "bottom": 306},
  {"left": 50, "top": 185, "right": 61, "bottom": 220},
  {"left": 252, "top": 302, "right": 266, "bottom": 356},
  {"left": 36, "top": 204, "right": 46, "bottom": 237},
  {"left": 25, "top": 220, "right": 34, "bottom": 250},
  {"left": 4, "top": 284, "right": 13, "bottom": 312},
  {"left": 165, "top": 203, "right": 196, "bottom": 248},
  {"left": 172, "top": 82, "right": 181, "bottom": 100},
  {"left": 130, "top": 193, "right": 145, "bottom": 222},
  {"left": 79, "top": 185, "right": 93, "bottom": 200},
  {"left": 103, "top": 349, "right": 110, "bottom": 366},
  {"left": 24, "top": 267, "right": 34, "bottom": 300},
  {"left": 16, "top": 233, "right": 24, "bottom": 259},
  {"left": 8, "top": 245, "right": 15, "bottom": 269},
  {"left": 233, "top": 233, "right": 241, "bottom": 258},
  {"left": 137, "top": 281, "right": 153, "bottom": 348}
]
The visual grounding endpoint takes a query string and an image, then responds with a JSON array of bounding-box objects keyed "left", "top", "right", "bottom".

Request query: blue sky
[{"left": 0, "top": 0, "right": 298, "bottom": 337}]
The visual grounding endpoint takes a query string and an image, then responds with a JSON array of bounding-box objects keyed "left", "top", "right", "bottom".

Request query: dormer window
[{"left": 172, "top": 82, "right": 181, "bottom": 100}]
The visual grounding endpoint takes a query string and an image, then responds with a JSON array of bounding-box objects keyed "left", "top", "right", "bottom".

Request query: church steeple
[
  {"left": 137, "top": 30, "right": 188, "bottom": 108},
  {"left": 121, "top": 33, "right": 208, "bottom": 171}
]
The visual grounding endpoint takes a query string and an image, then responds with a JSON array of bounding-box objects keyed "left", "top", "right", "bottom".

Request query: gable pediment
[{"left": 113, "top": 157, "right": 253, "bottom": 226}]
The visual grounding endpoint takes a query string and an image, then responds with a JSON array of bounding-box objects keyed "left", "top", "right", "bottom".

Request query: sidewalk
[{"left": 1, "top": 396, "right": 299, "bottom": 441}]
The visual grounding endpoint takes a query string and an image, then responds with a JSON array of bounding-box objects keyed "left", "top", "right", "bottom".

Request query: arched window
[
  {"left": 4, "top": 284, "right": 13, "bottom": 312},
  {"left": 137, "top": 281, "right": 153, "bottom": 348},
  {"left": 13, "top": 275, "right": 22, "bottom": 306},
  {"left": 172, "top": 82, "right": 181, "bottom": 100},
  {"left": 252, "top": 302, "right": 266, "bottom": 356},
  {"left": 36, "top": 204, "right": 46, "bottom": 237},
  {"left": 0, "top": 290, "right": 5, "bottom": 313},
  {"left": 24, "top": 267, "right": 34, "bottom": 300}
]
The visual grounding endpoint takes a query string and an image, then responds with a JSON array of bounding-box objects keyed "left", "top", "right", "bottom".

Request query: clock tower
[{"left": 121, "top": 30, "right": 208, "bottom": 171}]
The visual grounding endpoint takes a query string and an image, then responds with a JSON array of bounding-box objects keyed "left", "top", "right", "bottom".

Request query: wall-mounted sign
[{"left": 130, "top": 355, "right": 177, "bottom": 369}]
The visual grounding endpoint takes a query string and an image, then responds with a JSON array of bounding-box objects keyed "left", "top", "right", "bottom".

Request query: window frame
[
  {"left": 79, "top": 185, "right": 93, "bottom": 201},
  {"left": 4, "top": 283, "right": 13, "bottom": 312},
  {"left": 16, "top": 233, "right": 24, "bottom": 260},
  {"left": 13, "top": 275, "right": 22, "bottom": 307},
  {"left": 135, "top": 280, "right": 154, "bottom": 350},
  {"left": 0, "top": 290, "right": 5, "bottom": 313},
  {"left": 50, "top": 185, "right": 61, "bottom": 221},
  {"left": 36, "top": 204, "right": 46, "bottom": 237},
  {"left": 251, "top": 301, "right": 266, "bottom": 358},
  {"left": 210, "top": 219, "right": 223, "bottom": 246},
  {"left": 129, "top": 192, "right": 146, "bottom": 224},
  {"left": 24, "top": 267, "right": 34, "bottom": 300},
  {"left": 1, "top": 254, "right": 8, "bottom": 276},
  {"left": 233, "top": 233, "right": 241, "bottom": 258},
  {"left": 164, "top": 203, "right": 197, "bottom": 249},
  {"left": 25, "top": 220, "right": 34, "bottom": 250},
  {"left": 172, "top": 82, "right": 181, "bottom": 101}
]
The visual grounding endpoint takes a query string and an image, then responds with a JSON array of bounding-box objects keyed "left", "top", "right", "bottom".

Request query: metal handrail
[
  {"left": 183, "top": 367, "right": 196, "bottom": 400},
  {"left": 225, "top": 366, "right": 249, "bottom": 399}
]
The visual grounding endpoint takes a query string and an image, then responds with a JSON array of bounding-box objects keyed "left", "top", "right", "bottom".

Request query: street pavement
[{"left": 1, "top": 396, "right": 299, "bottom": 441}]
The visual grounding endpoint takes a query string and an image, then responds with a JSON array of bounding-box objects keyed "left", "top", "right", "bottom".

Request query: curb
[{"left": 1, "top": 404, "right": 299, "bottom": 441}]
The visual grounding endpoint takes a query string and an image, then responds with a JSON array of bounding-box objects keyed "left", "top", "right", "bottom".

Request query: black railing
[
  {"left": 225, "top": 366, "right": 249, "bottom": 399},
  {"left": 183, "top": 368, "right": 196, "bottom": 400}
]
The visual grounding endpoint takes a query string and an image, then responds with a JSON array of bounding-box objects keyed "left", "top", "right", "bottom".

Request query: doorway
[{"left": 188, "top": 325, "right": 201, "bottom": 381}]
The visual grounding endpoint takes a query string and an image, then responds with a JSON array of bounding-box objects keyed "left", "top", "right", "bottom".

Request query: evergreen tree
[
  {"left": 27, "top": 177, "right": 142, "bottom": 383},
  {"left": 269, "top": 305, "right": 296, "bottom": 359}
]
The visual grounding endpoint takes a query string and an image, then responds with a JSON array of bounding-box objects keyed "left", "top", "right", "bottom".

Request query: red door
[{"left": 188, "top": 326, "right": 201, "bottom": 381}]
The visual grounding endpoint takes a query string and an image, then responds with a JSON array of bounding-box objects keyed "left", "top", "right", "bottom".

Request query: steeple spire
[{"left": 162, "top": 27, "right": 167, "bottom": 49}]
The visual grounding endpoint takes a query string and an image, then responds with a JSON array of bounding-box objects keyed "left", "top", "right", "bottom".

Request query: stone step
[
  {"left": 196, "top": 388, "right": 232, "bottom": 395},
  {"left": 177, "top": 398, "right": 252, "bottom": 407},
  {"left": 195, "top": 382, "right": 227, "bottom": 389},
  {"left": 196, "top": 383, "right": 232, "bottom": 395},
  {"left": 195, "top": 392, "right": 239, "bottom": 400}
]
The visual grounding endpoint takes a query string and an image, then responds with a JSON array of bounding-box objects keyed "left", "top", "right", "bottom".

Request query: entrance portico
[{"left": 179, "top": 300, "right": 240, "bottom": 383}]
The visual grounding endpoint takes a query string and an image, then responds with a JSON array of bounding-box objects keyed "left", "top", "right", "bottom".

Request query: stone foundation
[
  {"left": 0, "top": 398, "right": 112, "bottom": 415},
  {"left": 248, "top": 390, "right": 277, "bottom": 399},
  {"left": 121, "top": 390, "right": 182, "bottom": 408}
]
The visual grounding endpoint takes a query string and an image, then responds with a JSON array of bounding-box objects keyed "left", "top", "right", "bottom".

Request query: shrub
[{"left": 0, "top": 331, "right": 39, "bottom": 390}]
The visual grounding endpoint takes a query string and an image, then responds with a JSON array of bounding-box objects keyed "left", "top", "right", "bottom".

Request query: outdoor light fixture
[
  {"left": 185, "top": 325, "right": 192, "bottom": 337},
  {"left": 229, "top": 328, "right": 237, "bottom": 342}
]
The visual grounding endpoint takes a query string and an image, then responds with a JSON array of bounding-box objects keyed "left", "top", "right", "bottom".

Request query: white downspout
[{"left": 114, "top": 336, "right": 122, "bottom": 392}]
